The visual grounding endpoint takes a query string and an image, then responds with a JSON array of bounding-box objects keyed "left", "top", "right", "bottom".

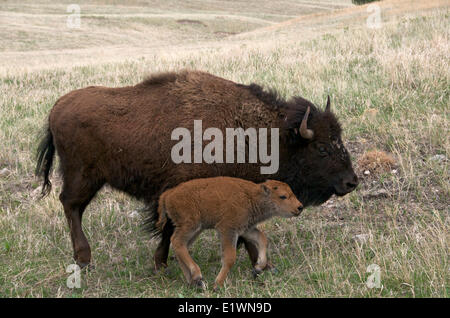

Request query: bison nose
[
  {"left": 345, "top": 174, "right": 359, "bottom": 191},
  {"left": 335, "top": 173, "right": 359, "bottom": 196}
]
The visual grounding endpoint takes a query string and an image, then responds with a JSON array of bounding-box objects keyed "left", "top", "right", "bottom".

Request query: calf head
[{"left": 261, "top": 180, "right": 303, "bottom": 217}]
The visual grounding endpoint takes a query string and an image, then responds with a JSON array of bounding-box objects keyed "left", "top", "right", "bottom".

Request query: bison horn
[
  {"left": 325, "top": 95, "right": 331, "bottom": 112},
  {"left": 299, "top": 106, "right": 314, "bottom": 140}
]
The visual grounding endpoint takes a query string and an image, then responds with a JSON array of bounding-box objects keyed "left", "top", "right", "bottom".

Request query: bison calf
[{"left": 154, "top": 176, "right": 303, "bottom": 290}]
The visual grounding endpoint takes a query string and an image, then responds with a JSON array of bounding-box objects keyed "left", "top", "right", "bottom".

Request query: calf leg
[
  {"left": 153, "top": 219, "right": 199, "bottom": 271},
  {"left": 157, "top": 232, "right": 260, "bottom": 272},
  {"left": 214, "top": 231, "right": 238, "bottom": 290},
  {"left": 187, "top": 230, "right": 202, "bottom": 250},
  {"left": 171, "top": 226, "right": 205, "bottom": 289}
]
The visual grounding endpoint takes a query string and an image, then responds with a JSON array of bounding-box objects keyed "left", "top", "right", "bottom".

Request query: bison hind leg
[
  {"left": 59, "top": 170, "right": 104, "bottom": 268},
  {"left": 153, "top": 221, "right": 174, "bottom": 271}
]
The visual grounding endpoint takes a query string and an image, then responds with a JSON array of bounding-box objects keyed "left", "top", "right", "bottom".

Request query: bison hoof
[
  {"left": 77, "top": 262, "right": 95, "bottom": 271},
  {"left": 153, "top": 262, "right": 168, "bottom": 272},
  {"left": 153, "top": 265, "right": 171, "bottom": 276}
]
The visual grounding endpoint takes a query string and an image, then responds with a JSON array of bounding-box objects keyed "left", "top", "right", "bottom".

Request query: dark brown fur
[{"left": 36, "top": 70, "right": 358, "bottom": 268}]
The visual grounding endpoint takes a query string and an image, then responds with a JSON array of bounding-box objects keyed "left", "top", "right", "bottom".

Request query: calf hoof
[
  {"left": 252, "top": 268, "right": 263, "bottom": 278},
  {"left": 192, "top": 278, "right": 207, "bottom": 291},
  {"left": 264, "top": 263, "right": 278, "bottom": 274}
]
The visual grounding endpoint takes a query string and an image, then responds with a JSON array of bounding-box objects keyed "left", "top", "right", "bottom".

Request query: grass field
[{"left": 0, "top": 0, "right": 448, "bottom": 297}]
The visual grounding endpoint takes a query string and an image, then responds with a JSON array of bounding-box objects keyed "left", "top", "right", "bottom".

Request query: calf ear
[{"left": 261, "top": 184, "right": 271, "bottom": 196}]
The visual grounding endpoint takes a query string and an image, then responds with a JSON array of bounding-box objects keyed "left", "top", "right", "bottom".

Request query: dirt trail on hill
[{"left": 237, "top": 0, "right": 449, "bottom": 38}]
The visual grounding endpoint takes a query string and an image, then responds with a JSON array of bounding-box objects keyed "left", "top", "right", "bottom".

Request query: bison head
[{"left": 281, "top": 96, "right": 358, "bottom": 206}]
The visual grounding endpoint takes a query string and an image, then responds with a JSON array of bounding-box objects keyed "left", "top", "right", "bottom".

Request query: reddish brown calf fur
[{"left": 156, "top": 177, "right": 303, "bottom": 290}]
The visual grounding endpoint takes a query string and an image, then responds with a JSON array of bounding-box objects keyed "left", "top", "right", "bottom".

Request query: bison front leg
[
  {"left": 241, "top": 227, "right": 275, "bottom": 276},
  {"left": 238, "top": 236, "right": 259, "bottom": 267}
]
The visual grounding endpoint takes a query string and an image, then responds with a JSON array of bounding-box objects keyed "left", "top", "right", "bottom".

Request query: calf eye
[{"left": 279, "top": 195, "right": 287, "bottom": 200}]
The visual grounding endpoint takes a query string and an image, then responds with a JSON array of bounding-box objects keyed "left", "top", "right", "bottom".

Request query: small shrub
[
  {"left": 352, "top": 0, "right": 379, "bottom": 5},
  {"left": 358, "top": 150, "right": 396, "bottom": 175}
]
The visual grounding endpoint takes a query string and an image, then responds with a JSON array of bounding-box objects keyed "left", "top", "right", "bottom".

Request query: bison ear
[
  {"left": 261, "top": 184, "right": 271, "bottom": 196},
  {"left": 325, "top": 95, "right": 331, "bottom": 112}
]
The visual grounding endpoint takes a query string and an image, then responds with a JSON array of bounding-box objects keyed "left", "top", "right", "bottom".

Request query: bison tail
[
  {"left": 35, "top": 126, "right": 55, "bottom": 198},
  {"left": 143, "top": 199, "right": 167, "bottom": 239}
]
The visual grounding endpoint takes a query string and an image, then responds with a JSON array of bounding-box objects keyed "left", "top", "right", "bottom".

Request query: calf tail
[{"left": 35, "top": 126, "right": 55, "bottom": 197}]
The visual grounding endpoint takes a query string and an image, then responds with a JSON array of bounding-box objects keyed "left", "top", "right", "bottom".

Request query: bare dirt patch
[{"left": 176, "top": 19, "right": 207, "bottom": 26}]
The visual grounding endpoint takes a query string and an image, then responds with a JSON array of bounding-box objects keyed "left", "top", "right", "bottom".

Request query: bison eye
[
  {"left": 279, "top": 195, "right": 287, "bottom": 200},
  {"left": 319, "top": 146, "right": 328, "bottom": 156}
]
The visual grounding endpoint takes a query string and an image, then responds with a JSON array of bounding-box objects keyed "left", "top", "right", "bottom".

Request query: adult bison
[{"left": 36, "top": 70, "right": 358, "bottom": 270}]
